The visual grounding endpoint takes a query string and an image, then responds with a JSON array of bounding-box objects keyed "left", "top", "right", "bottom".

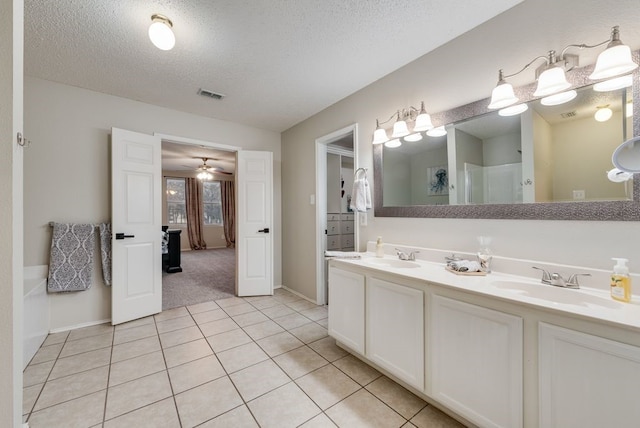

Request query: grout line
[
  {"left": 155, "top": 315, "right": 184, "bottom": 428},
  {"left": 100, "top": 325, "right": 116, "bottom": 425}
]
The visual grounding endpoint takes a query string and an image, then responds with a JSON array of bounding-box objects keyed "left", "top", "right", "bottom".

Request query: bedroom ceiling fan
[{"left": 193, "top": 157, "right": 232, "bottom": 180}]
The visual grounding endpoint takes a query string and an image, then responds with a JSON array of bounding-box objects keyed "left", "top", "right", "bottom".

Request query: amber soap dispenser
[{"left": 610, "top": 258, "right": 632, "bottom": 303}]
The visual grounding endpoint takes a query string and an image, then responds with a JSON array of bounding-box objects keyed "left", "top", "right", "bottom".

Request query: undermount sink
[
  {"left": 366, "top": 258, "right": 421, "bottom": 269},
  {"left": 491, "top": 280, "right": 622, "bottom": 309}
]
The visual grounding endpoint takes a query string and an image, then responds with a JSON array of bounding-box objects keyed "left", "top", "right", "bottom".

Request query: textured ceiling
[
  {"left": 24, "top": 0, "right": 522, "bottom": 132},
  {"left": 161, "top": 140, "right": 236, "bottom": 175}
]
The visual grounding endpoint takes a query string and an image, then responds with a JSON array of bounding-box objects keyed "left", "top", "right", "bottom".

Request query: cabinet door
[
  {"left": 328, "top": 267, "right": 365, "bottom": 354},
  {"left": 429, "top": 295, "right": 522, "bottom": 428},
  {"left": 327, "top": 220, "right": 340, "bottom": 235},
  {"left": 539, "top": 323, "right": 640, "bottom": 428},
  {"left": 367, "top": 277, "right": 424, "bottom": 390}
]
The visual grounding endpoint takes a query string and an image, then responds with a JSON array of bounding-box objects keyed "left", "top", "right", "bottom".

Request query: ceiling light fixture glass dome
[{"left": 149, "top": 14, "right": 176, "bottom": 51}]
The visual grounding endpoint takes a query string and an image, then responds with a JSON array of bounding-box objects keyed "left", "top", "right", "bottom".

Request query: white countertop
[{"left": 331, "top": 254, "right": 640, "bottom": 333}]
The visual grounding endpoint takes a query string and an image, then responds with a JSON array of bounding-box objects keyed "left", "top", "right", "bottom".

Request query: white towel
[
  {"left": 324, "top": 251, "right": 362, "bottom": 259},
  {"left": 350, "top": 177, "right": 372, "bottom": 212}
]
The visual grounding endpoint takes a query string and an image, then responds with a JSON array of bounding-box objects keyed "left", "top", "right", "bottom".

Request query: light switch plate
[{"left": 573, "top": 190, "right": 585, "bottom": 200}]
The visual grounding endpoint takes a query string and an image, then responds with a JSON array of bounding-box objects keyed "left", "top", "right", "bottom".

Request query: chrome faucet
[
  {"left": 396, "top": 248, "right": 419, "bottom": 261},
  {"left": 532, "top": 267, "right": 591, "bottom": 289}
]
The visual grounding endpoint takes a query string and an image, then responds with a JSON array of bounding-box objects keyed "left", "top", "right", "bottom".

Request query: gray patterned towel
[
  {"left": 99, "top": 223, "right": 112, "bottom": 286},
  {"left": 48, "top": 223, "right": 95, "bottom": 292}
]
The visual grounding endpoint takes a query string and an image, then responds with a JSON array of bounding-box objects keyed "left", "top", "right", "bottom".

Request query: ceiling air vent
[
  {"left": 560, "top": 111, "right": 577, "bottom": 119},
  {"left": 197, "top": 88, "right": 225, "bottom": 100}
]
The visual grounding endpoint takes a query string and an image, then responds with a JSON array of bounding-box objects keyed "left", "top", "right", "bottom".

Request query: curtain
[
  {"left": 221, "top": 180, "right": 236, "bottom": 248},
  {"left": 185, "top": 177, "right": 207, "bottom": 250}
]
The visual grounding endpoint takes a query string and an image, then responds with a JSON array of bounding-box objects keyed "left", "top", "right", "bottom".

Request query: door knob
[
  {"left": 258, "top": 228, "right": 270, "bottom": 233},
  {"left": 115, "top": 233, "right": 135, "bottom": 240}
]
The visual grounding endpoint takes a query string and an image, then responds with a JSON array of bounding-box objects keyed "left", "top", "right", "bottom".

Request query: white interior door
[
  {"left": 111, "top": 128, "right": 162, "bottom": 324},
  {"left": 237, "top": 150, "right": 273, "bottom": 296}
]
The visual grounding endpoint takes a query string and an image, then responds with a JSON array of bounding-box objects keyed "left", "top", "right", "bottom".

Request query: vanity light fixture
[
  {"left": 426, "top": 126, "right": 447, "bottom": 137},
  {"left": 372, "top": 101, "right": 434, "bottom": 145},
  {"left": 149, "top": 14, "right": 175, "bottom": 51},
  {"left": 384, "top": 139, "right": 402, "bottom": 148},
  {"left": 593, "top": 74, "right": 633, "bottom": 92},
  {"left": 594, "top": 105, "right": 613, "bottom": 122},
  {"left": 499, "top": 103, "right": 528, "bottom": 117},
  {"left": 404, "top": 133, "right": 423, "bottom": 142},
  {"left": 540, "top": 90, "right": 577, "bottom": 106},
  {"left": 488, "top": 26, "right": 638, "bottom": 110}
]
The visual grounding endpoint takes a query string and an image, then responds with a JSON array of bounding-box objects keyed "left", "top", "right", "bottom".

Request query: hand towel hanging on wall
[
  {"left": 350, "top": 168, "right": 372, "bottom": 212},
  {"left": 48, "top": 223, "right": 95, "bottom": 292},
  {"left": 98, "top": 222, "right": 112, "bottom": 286}
]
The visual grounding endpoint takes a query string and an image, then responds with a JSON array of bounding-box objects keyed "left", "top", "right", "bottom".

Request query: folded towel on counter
[
  {"left": 48, "top": 223, "right": 96, "bottom": 292},
  {"left": 98, "top": 223, "right": 112, "bottom": 286},
  {"left": 350, "top": 177, "right": 372, "bottom": 212},
  {"left": 447, "top": 259, "right": 482, "bottom": 272},
  {"left": 325, "top": 251, "right": 362, "bottom": 259}
]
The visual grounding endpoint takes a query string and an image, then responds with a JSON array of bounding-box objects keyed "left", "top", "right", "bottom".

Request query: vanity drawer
[
  {"left": 327, "top": 221, "right": 340, "bottom": 235},
  {"left": 341, "top": 221, "right": 354, "bottom": 234},
  {"left": 327, "top": 235, "right": 341, "bottom": 250},
  {"left": 327, "top": 213, "right": 340, "bottom": 221},
  {"left": 341, "top": 213, "right": 354, "bottom": 221},
  {"left": 341, "top": 234, "right": 354, "bottom": 248}
]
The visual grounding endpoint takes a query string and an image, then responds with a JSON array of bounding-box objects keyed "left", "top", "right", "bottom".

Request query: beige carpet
[{"left": 162, "top": 248, "right": 235, "bottom": 310}]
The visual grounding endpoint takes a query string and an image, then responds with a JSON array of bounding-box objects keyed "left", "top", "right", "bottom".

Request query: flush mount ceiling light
[
  {"left": 488, "top": 26, "right": 638, "bottom": 110},
  {"left": 594, "top": 105, "right": 613, "bottom": 122},
  {"left": 372, "top": 101, "right": 435, "bottom": 145},
  {"left": 149, "top": 14, "right": 175, "bottom": 51}
]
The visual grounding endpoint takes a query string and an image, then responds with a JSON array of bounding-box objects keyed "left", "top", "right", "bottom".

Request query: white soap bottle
[{"left": 376, "top": 236, "right": 384, "bottom": 258}]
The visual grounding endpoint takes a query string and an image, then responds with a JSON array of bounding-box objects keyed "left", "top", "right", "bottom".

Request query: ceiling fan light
[
  {"left": 488, "top": 82, "right": 518, "bottom": 109},
  {"left": 392, "top": 120, "right": 410, "bottom": 138},
  {"left": 534, "top": 66, "right": 571, "bottom": 97},
  {"left": 593, "top": 74, "right": 633, "bottom": 92},
  {"left": 498, "top": 103, "right": 528, "bottom": 117},
  {"left": 589, "top": 44, "right": 638, "bottom": 81},
  {"left": 149, "top": 14, "right": 175, "bottom": 51}
]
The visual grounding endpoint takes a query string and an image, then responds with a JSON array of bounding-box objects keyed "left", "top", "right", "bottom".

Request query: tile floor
[{"left": 23, "top": 288, "right": 466, "bottom": 428}]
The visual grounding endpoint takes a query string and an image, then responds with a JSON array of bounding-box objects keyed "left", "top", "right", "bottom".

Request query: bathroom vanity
[{"left": 328, "top": 252, "right": 640, "bottom": 428}]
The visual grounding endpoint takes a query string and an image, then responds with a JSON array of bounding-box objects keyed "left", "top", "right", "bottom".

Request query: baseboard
[
  {"left": 49, "top": 318, "right": 112, "bottom": 334},
  {"left": 281, "top": 285, "right": 318, "bottom": 304}
]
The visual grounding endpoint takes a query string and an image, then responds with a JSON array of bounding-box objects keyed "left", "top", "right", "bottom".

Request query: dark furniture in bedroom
[{"left": 162, "top": 227, "right": 182, "bottom": 273}]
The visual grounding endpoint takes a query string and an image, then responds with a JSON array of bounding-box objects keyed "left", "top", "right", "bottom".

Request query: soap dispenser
[
  {"left": 376, "top": 237, "right": 384, "bottom": 258},
  {"left": 610, "top": 258, "right": 632, "bottom": 303}
]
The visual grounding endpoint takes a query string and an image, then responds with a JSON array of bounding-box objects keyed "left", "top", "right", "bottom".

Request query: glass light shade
[
  {"left": 372, "top": 127, "right": 389, "bottom": 144},
  {"left": 593, "top": 74, "right": 633, "bottom": 92},
  {"left": 426, "top": 126, "right": 447, "bottom": 137},
  {"left": 540, "top": 90, "right": 577, "bottom": 106},
  {"left": 626, "top": 102, "right": 633, "bottom": 118},
  {"left": 197, "top": 171, "right": 212, "bottom": 180},
  {"left": 403, "top": 133, "right": 423, "bottom": 142},
  {"left": 149, "top": 18, "right": 176, "bottom": 51},
  {"left": 413, "top": 112, "right": 433, "bottom": 131},
  {"left": 498, "top": 103, "right": 528, "bottom": 117},
  {"left": 594, "top": 107, "right": 613, "bottom": 122},
  {"left": 488, "top": 82, "right": 518, "bottom": 109},
  {"left": 589, "top": 44, "right": 638, "bottom": 80},
  {"left": 391, "top": 120, "right": 410, "bottom": 138},
  {"left": 534, "top": 66, "right": 571, "bottom": 97},
  {"left": 384, "top": 139, "right": 401, "bottom": 148}
]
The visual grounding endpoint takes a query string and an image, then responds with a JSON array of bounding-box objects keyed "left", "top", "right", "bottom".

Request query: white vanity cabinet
[
  {"left": 539, "top": 323, "right": 640, "bottom": 428},
  {"left": 328, "top": 267, "right": 365, "bottom": 354},
  {"left": 429, "top": 295, "right": 523, "bottom": 428},
  {"left": 366, "top": 277, "right": 424, "bottom": 390}
]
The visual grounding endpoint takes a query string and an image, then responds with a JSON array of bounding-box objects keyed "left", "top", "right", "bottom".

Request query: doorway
[
  {"left": 159, "top": 136, "right": 239, "bottom": 309},
  {"left": 315, "top": 124, "right": 359, "bottom": 305}
]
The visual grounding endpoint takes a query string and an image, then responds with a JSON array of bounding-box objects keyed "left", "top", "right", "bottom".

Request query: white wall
[
  {"left": 1, "top": 0, "right": 24, "bottom": 425},
  {"left": 24, "top": 77, "right": 281, "bottom": 330},
  {"left": 281, "top": 0, "right": 640, "bottom": 301}
]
